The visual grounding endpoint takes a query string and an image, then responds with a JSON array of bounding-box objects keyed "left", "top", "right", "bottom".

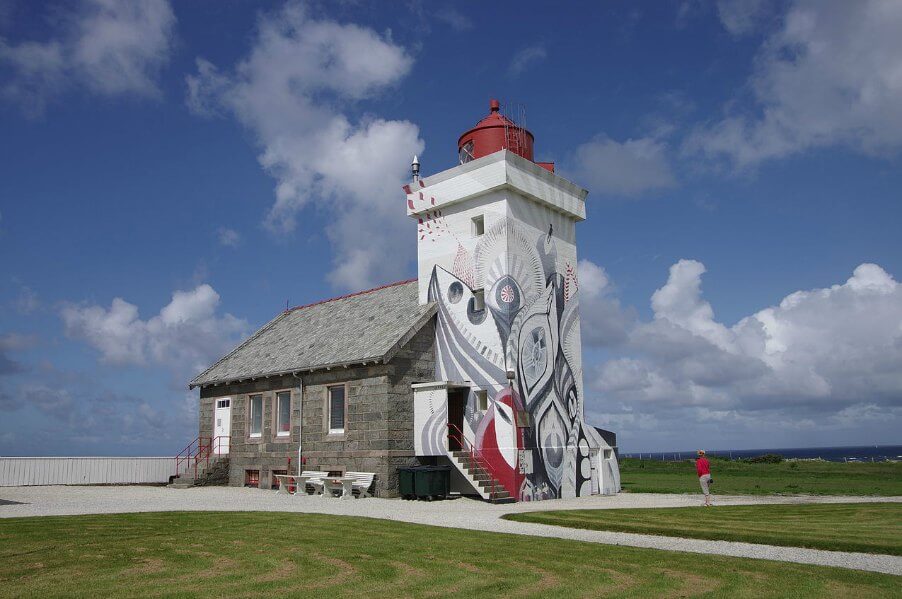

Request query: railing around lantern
[{"left": 446, "top": 423, "right": 502, "bottom": 501}]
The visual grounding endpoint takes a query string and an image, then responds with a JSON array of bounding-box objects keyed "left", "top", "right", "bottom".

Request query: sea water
[{"left": 622, "top": 445, "right": 902, "bottom": 462}]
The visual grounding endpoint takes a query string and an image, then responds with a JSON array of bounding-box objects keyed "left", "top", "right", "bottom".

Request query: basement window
[
  {"left": 249, "top": 394, "right": 263, "bottom": 438},
  {"left": 475, "top": 389, "right": 488, "bottom": 412},
  {"left": 328, "top": 385, "right": 346, "bottom": 434},
  {"left": 472, "top": 214, "right": 485, "bottom": 237},
  {"left": 244, "top": 469, "right": 260, "bottom": 488},
  {"left": 276, "top": 391, "right": 291, "bottom": 437},
  {"left": 473, "top": 289, "right": 485, "bottom": 312}
]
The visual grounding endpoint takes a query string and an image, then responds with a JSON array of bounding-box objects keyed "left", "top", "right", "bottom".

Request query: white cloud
[
  {"left": 61, "top": 284, "right": 248, "bottom": 377},
  {"left": 217, "top": 227, "right": 240, "bottom": 247},
  {"left": 685, "top": 0, "right": 902, "bottom": 168},
  {"left": 0, "top": 0, "right": 175, "bottom": 115},
  {"left": 578, "top": 259, "right": 635, "bottom": 347},
  {"left": 568, "top": 136, "right": 677, "bottom": 197},
  {"left": 186, "top": 2, "right": 423, "bottom": 290},
  {"left": 716, "top": 0, "right": 774, "bottom": 36},
  {"left": 584, "top": 260, "right": 902, "bottom": 446},
  {"left": 434, "top": 7, "right": 473, "bottom": 32},
  {"left": 508, "top": 44, "right": 546, "bottom": 77}
]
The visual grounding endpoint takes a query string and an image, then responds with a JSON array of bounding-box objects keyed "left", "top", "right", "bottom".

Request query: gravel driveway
[{"left": 1, "top": 485, "right": 900, "bottom": 575}]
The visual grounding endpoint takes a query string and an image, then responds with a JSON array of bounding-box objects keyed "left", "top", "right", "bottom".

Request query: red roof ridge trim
[{"left": 284, "top": 278, "right": 417, "bottom": 313}]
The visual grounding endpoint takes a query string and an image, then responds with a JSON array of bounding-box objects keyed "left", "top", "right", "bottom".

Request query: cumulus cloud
[
  {"left": 0, "top": 0, "right": 175, "bottom": 115},
  {"left": 685, "top": 0, "right": 902, "bottom": 168},
  {"left": 578, "top": 259, "right": 636, "bottom": 347},
  {"left": 508, "top": 44, "right": 547, "bottom": 77},
  {"left": 185, "top": 2, "right": 423, "bottom": 290},
  {"left": 568, "top": 135, "right": 677, "bottom": 197},
  {"left": 584, "top": 260, "right": 902, "bottom": 447},
  {"left": 61, "top": 284, "right": 248, "bottom": 377},
  {"left": 217, "top": 227, "right": 240, "bottom": 247}
]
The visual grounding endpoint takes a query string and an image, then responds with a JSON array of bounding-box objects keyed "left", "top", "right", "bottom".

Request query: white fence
[{"left": 0, "top": 457, "right": 174, "bottom": 487}]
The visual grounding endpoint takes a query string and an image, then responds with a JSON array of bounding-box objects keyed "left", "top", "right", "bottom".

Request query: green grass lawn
[
  {"left": 619, "top": 458, "right": 902, "bottom": 496},
  {"left": 1, "top": 512, "right": 900, "bottom": 598},
  {"left": 504, "top": 502, "right": 902, "bottom": 556}
]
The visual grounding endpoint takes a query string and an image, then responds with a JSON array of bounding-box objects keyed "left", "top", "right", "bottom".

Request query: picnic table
[{"left": 323, "top": 476, "right": 355, "bottom": 500}]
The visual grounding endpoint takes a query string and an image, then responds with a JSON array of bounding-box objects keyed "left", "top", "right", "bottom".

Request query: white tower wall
[{"left": 407, "top": 150, "right": 619, "bottom": 499}]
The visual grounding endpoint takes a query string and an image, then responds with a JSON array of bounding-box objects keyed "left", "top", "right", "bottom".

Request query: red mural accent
[{"left": 475, "top": 387, "right": 525, "bottom": 496}]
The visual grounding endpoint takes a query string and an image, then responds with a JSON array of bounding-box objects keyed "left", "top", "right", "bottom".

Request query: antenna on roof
[{"left": 286, "top": 298, "right": 289, "bottom": 310}]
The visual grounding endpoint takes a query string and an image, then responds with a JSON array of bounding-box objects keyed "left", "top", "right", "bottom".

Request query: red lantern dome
[{"left": 457, "top": 99, "right": 535, "bottom": 164}]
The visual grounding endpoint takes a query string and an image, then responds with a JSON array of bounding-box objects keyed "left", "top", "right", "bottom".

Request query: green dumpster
[
  {"left": 398, "top": 467, "right": 416, "bottom": 499},
  {"left": 414, "top": 466, "right": 452, "bottom": 500},
  {"left": 398, "top": 466, "right": 452, "bottom": 500}
]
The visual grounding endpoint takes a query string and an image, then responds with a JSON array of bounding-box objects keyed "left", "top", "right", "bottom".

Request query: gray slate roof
[{"left": 190, "top": 280, "right": 435, "bottom": 388}]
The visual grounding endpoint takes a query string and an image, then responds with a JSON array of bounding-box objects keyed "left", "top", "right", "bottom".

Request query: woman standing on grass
[{"left": 696, "top": 450, "right": 712, "bottom": 506}]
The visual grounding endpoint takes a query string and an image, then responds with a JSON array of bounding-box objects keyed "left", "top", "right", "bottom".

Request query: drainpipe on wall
[{"left": 293, "top": 372, "right": 304, "bottom": 477}]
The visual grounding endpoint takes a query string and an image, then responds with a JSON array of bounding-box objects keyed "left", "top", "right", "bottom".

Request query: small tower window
[
  {"left": 473, "top": 289, "right": 485, "bottom": 311},
  {"left": 475, "top": 389, "right": 488, "bottom": 412},
  {"left": 472, "top": 215, "right": 484, "bottom": 237}
]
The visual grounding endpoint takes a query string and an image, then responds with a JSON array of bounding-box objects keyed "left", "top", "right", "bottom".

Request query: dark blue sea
[{"left": 621, "top": 445, "right": 902, "bottom": 462}]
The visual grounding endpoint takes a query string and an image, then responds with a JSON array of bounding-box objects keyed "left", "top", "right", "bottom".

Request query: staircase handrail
[
  {"left": 174, "top": 436, "right": 201, "bottom": 477},
  {"left": 193, "top": 436, "right": 230, "bottom": 480},
  {"left": 174, "top": 435, "right": 230, "bottom": 479},
  {"left": 447, "top": 423, "right": 501, "bottom": 501}
]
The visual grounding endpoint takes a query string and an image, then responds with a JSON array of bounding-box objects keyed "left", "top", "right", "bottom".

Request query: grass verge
[
  {"left": 504, "top": 502, "right": 902, "bottom": 556},
  {"left": 619, "top": 458, "right": 902, "bottom": 496},
  {"left": 0, "top": 511, "right": 900, "bottom": 598}
]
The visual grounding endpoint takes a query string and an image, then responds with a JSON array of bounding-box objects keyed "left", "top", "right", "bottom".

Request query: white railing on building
[{"left": 0, "top": 457, "right": 173, "bottom": 487}]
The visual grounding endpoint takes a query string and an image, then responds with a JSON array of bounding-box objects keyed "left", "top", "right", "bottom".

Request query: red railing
[
  {"left": 174, "top": 435, "right": 230, "bottom": 479},
  {"left": 447, "top": 423, "right": 502, "bottom": 501}
]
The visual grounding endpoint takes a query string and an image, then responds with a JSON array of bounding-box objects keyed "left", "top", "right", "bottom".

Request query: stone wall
[{"left": 197, "top": 318, "right": 436, "bottom": 496}]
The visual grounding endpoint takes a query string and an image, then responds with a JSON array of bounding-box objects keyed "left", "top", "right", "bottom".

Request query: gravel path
[{"left": 1, "top": 485, "right": 900, "bottom": 575}]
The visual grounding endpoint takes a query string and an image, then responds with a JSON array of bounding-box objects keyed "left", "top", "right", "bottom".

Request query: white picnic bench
[
  {"left": 321, "top": 472, "right": 376, "bottom": 500},
  {"left": 274, "top": 470, "right": 375, "bottom": 499},
  {"left": 274, "top": 470, "right": 327, "bottom": 495}
]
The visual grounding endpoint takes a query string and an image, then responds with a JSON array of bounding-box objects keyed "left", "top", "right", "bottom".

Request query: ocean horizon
[{"left": 621, "top": 444, "right": 902, "bottom": 462}]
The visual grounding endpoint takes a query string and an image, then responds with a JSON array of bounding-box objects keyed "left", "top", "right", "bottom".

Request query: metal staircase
[
  {"left": 169, "top": 436, "right": 230, "bottom": 488},
  {"left": 446, "top": 424, "right": 515, "bottom": 504}
]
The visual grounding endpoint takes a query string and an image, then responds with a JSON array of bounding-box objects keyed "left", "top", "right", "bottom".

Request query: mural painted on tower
[{"left": 415, "top": 205, "right": 619, "bottom": 500}]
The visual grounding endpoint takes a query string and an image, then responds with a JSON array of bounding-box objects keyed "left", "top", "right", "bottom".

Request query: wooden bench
[
  {"left": 344, "top": 471, "right": 376, "bottom": 498},
  {"left": 320, "top": 472, "right": 376, "bottom": 499}
]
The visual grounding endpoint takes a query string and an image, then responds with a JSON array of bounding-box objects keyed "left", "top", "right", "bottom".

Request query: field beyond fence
[{"left": 619, "top": 457, "right": 902, "bottom": 496}]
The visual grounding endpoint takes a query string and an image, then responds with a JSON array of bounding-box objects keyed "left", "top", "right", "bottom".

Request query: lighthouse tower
[{"left": 407, "top": 100, "right": 619, "bottom": 500}]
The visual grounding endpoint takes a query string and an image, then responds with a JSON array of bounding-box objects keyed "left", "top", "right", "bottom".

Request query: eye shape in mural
[
  {"left": 448, "top": 282, "right": 463, "bottom": 304},
  {"left": 521, "top": 327, "right": 547, "bottom": 390}
]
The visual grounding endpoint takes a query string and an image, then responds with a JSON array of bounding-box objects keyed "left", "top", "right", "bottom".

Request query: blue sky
[{"left": 1, "top": 0, "right": 901, "bottom": 455}]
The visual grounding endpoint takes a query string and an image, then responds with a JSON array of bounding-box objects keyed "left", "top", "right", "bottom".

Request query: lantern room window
[{"left": 459, "top": 140, "right": 475, "bottom": 164}]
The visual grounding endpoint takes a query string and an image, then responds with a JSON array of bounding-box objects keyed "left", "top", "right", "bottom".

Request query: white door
[
  {"left": 590, "top": 449, "right": 600, "bottom": 494},
  {"left": 214, "top": 398, "right": 231, "bottom": 454}
]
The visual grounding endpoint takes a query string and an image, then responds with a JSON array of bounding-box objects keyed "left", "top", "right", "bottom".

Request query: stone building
[
  {"left": 189, "top": 281, "right": 436, "bottom": 496},
  {"left": 189, "top": 100, "right": 620, "bottom": 500}
]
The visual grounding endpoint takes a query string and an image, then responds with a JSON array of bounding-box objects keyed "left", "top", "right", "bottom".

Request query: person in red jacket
[{"left": 696, "top": 450, "right": 713, "bottom": 506}]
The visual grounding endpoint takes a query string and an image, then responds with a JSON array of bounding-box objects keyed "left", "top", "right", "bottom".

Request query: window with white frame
[
  {"left": 475, "top": 389, "right": 488, "bottom": 411},
  {"left": 471, "top": 214, "right": 484, "bottom": 237},
  {"left": 276, "top": 391, "right": 291, "bottom": 437},
  {"left": 328, "top": 385, "right": 346, "bottom": 434},
  {"left": 249, "top": 394, "right": 263, "bottom": 438}
]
